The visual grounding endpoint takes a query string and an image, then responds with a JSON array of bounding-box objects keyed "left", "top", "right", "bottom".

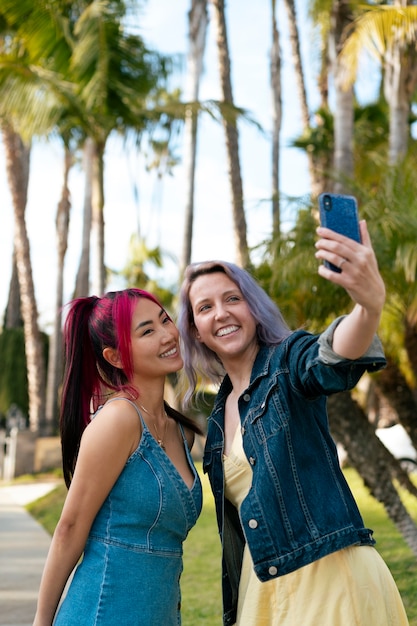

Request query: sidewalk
[{"left": 0, "top": 483, "right": 56, "bottom": 626}]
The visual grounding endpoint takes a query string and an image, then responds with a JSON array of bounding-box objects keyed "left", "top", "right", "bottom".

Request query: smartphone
[{"left": 318, "top": 192, "right": 361, "bottom": 273}]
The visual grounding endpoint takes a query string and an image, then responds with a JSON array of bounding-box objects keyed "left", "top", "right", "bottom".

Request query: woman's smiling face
[
  {"left": 189, "top": 271, "right": 258, "bottom": 362},
  {"left": 130, "top": 298, "right": 183, "bottom": 379}
]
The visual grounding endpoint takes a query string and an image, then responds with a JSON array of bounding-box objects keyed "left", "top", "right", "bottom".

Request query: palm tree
[
  {"left": 211, "top": 0, "right": 250, "bottom": 268},
  {"left": 1, "top": 124, "right": 46, "bottom": 432},
  {"left": 0, "top": 0, "right": 176, "bottom": 430},
  {"left": 3, "top": 253, "right": 21, "bottom": 329},
  {"left": 282, "top": 0, "right": 322, "bottom": 196},
  {"left": 68, "top": 1, "right": 169, "bottom": 295},
  {"left": 0, "top": 0, "right": 75, "bottom": 431},
  {"left": 328, "top": 0, "right": 355, "bottom": 191},
  {"left": 74, "top": 137, "right": 94, "bottom": 298},
  {"left": 0, "top": 0, "right": 170, "bottom": 290},
  {"left": 339, "top": 3, "right": 417, "bottom": 165},
  {"left": 270, "top": 0, "right": 282, "bottom": 240},
  {"left": 308, "top": 0, "right": 356, "bottom": 192},
  {"left": 180, "top": 0, "right": 209, "bottom": 277},
  {"left": 45, "top": 143, "right": 72, "bottom": 432}
]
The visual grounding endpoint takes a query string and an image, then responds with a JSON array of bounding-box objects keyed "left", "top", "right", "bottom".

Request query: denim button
[
  {"left": 268, "top": 566, "right": 278, "bottom": 576},
  {"left": 243, "top": 393, "right": 251, "bottom": 402},
  {"left": 249, "top": 456, "right": 256, "bottom": 465},
  {"left": 241, "top": 426, "right": 245, "bottom": 435},
  {"left": 248, "top": 519, "right": 258, "bottom": 529}
]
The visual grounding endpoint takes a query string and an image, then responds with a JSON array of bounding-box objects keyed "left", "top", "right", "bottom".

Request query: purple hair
[
  {"left": 60, "top": 288, "right": 163, "bottom": 487},
  {"left": 177, "top": 261, "right": 292, "bottom": 406}
]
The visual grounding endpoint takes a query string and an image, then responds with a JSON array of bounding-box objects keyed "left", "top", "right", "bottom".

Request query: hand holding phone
[{"left": 318, "top": 193, "right": 361, "bottom": 273}]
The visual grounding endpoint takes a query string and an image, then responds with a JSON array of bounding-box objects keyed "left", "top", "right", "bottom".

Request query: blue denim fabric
[
  {"left": 55, "top": 403, "right": 202, "bottom": 626},
  {"left": 203, "top": 319, "right": 386, "bottom": 626}
]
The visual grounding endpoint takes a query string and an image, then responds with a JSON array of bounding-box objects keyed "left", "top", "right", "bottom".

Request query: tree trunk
[
  {"left": 384, "top": 45, "right": 417, "bottom": 165},
  {"left": 328, "top": 391, "right": 417, "bottom": 557},
  {"left": 270, "top": 0, "right": 282, "bottom": 240},
  {"left": 212, "top": 0, "right": 250, "bottom": 268},
  {"left": 329, "top": 0, "right": 354, "bottom": 191},
  {"left": 45, "top": 145, "right": 72, "bottom": 433},
  {"left": 2, "top": 124, "right": 46, "bottom": 432},
  {"left": 282, "top": 0, "right": 321, "bottom": 196},
  {"left": 75, "top": 137, "right": 94, "bottom": 298},
  {"left": 90, "top": 139, "right": 106, "bottom": 296},
  {"left": 4, "top": 252, "right": 22, "bottom": 329},
  {"left": 375, "top": 356, "right": 417, "bottom": 450},
  {"left": 180, "top": 0, "right": 209, "bottom": 277},
  {"left": 382, "top": 0, "right": 417, "bottom": 164},
  {"left": 404, "top": 315, "right": 417, "bottom": 384}
]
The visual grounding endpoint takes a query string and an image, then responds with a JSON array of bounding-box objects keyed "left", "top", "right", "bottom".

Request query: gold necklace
[{"left": 137, "top": 402, "right": 169, "bottom": 450}]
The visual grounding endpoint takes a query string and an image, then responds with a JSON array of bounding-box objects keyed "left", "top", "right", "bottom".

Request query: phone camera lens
[{"left": 323, "top": 195, "right": 332, "bottom": 211}]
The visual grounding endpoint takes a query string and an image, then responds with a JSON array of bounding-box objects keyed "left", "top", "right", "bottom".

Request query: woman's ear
[{"left": 102, "top": 347, "right": 123, "bottom": 369}]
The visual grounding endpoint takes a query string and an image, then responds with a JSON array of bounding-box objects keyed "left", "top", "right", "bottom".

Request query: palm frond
[{"left": 340, "top": 6, "right": 417, "bottom": 87}]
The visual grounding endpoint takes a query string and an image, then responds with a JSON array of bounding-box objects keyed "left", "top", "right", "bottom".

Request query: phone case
[{"left": 318, "top": 193, "right": 361, "bottom": 273}]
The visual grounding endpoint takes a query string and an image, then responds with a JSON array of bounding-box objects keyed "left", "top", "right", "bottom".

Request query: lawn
[{"left": 27, "top": 465, "right": 417, "bottom": 625}]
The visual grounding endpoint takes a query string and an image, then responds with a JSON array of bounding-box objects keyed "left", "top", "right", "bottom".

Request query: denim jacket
[{"left": 202, "top": 319, "right": 386, "bottom": 626}]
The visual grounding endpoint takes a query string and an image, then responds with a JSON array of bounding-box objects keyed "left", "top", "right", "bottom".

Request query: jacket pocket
[{"left": 247, "top": 381, "right": 289, "bottom": 440}]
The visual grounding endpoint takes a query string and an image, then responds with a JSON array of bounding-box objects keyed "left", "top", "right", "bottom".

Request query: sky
[{"left": 0, "top": 0, "right": 318, "bottom": 330}]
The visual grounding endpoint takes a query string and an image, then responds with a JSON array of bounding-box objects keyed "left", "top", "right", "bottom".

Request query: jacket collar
[{"left": 213, "top": 343, "right": 275, "bottom": 411}]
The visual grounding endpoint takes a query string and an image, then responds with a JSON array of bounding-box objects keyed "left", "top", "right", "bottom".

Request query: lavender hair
[{"left": 177, "top": 261, "right": 293, "bottom": 406}]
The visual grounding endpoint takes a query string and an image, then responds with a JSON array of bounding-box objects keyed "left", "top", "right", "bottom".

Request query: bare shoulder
[
  {"left": 61, "top": 399, "right": 143, "bottom": 530},
  {"left": 83, "top": 397, "right": 142, "bottom": 455},
  {"left": 93, "top": 397, "right": 140, "bottom": 424}
]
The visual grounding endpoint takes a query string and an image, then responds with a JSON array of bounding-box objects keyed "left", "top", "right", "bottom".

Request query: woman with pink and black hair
[{"left": 33, "top": 288, "right": 203, "bottom": 626}]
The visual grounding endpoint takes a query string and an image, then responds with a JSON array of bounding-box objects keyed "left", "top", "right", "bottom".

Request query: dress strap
[{"left": 178, "top": 422, "right": 186, "bottom": 442}]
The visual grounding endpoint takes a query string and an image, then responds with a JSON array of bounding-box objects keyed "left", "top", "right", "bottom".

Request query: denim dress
[{"left": 54, "top": 401, "right": 202, "bottom": 625}]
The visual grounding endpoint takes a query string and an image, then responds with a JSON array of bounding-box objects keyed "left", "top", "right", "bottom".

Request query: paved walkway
[{"left": 0, "top": 483, "right": 56, "bottom": 626}]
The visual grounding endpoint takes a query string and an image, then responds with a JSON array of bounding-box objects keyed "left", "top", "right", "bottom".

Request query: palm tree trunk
[
  {"left": 376, "top": 357, "right": 417, "bottom": 450},
  {"left": 4, "top": 252, "right": 22, "bottom": 329},
  {"left": 328, "top": 391, "right": 417, "bottom": 557},
  {"left": 45, "top": 144, "right": 72, "bottom": 433},
  {"left": 282, "top": 0, "right": 321, "bottom": 196},
  {"left": 91, "top": 139, "right": 106, "bottom": 296},
  {"left": 2, "top": 123, "right": 46, "bottom": 432},
  {"left": 180, "top": 0, "right": 209, "bottom": 277},
  {"left": 212, "top": 0, "right": 250, "bottom": 268},
  {"left": 384, "top": 42, "right": 417, "bottom": 164},
  {"left": 75, "top": 137, "right": 94, "bottom": 298},
  {"left": 270, "top": 0, "right": 282, "bottom": 240},
  {"left": 329, "top": 0, "right": 354, "bottom": 191},
  {"left": 404, "top": 314, "right": 417, "bottom": 384}
]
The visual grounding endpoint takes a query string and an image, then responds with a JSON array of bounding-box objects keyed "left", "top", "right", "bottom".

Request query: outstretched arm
[{"left": 315, "top": 220, "right": 385, "bottom": 359}]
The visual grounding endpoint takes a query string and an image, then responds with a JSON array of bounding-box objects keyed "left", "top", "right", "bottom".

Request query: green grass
[
  {"left": 27, "top": 481, "right": 67, "bottom": 536},
  {"left": 26, "top": 465, "right": 417, "bottom": 626},
  {"left": 182, "top": 470, "right": 222, "bottom": 624}
]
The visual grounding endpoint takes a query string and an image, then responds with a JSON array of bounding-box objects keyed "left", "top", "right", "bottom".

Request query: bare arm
[
  {"left": 33, "top": 402, "right": 140, "bottom": 626},
  {"left": 315, "top": 220, "right": 385, "bottom": 359}
]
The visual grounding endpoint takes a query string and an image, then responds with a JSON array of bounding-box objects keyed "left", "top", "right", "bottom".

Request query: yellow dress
[{"left": 223, "top": 427, "right": 409, "bottom": 626}]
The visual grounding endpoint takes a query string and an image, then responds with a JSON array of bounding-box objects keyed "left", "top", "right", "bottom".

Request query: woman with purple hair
[
  {"left": 178, "top": 223, "right": 408, "bottom": 626},
  {"left": 33, "top": 288, "right": 202, "bottom": 626}
]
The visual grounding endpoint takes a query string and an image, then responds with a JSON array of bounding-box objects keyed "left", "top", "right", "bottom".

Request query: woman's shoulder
[
  {"left": 261, "top": 330, "right": 316, "bottom": 358},
  {"left": 89, "top": 397, "right": 142, "bottom": 435}
]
